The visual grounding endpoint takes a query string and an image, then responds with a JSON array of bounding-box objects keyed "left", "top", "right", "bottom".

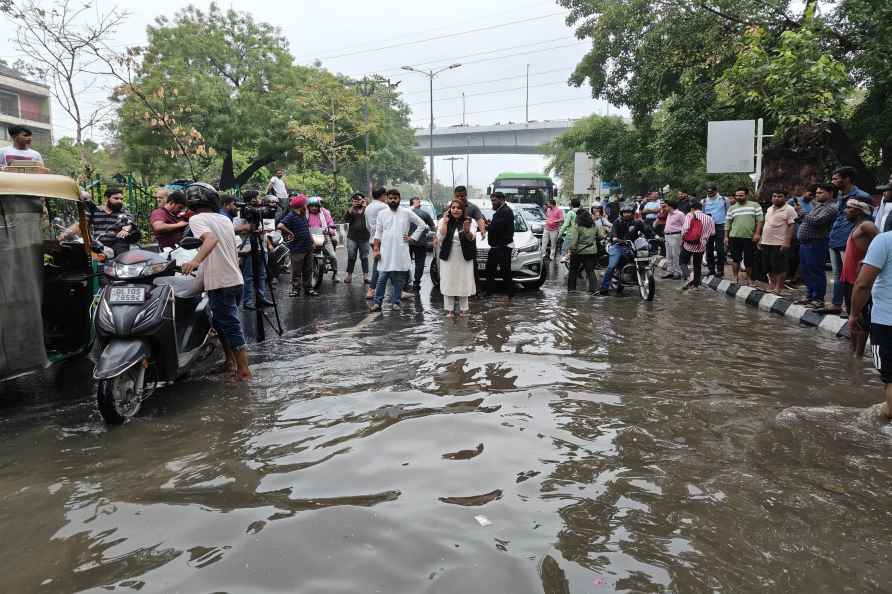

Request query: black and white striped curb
[{"left": 655, "top": 257, "right": 850, "bottom": 339}]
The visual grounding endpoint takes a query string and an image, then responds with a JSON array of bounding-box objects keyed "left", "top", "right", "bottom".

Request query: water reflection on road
[{"left": 1, "top": 267, "right": 890, "bottom": 593}]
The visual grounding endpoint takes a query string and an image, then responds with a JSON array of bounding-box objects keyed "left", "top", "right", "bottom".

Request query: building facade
[{"left": 0, "top": 65, "right": 52, "bottom": 147}]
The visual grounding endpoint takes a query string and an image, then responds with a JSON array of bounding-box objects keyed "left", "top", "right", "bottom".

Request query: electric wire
[{"left": 309, "top": 12, "right": 565, "bottom": 61}]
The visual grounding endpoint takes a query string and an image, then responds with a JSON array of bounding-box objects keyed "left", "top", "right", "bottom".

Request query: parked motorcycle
[
  {"left": 93, "top": 236, "right": 215, "bottom": 424},
  {"left": 266, "top": 229, "right": 291, "bottom": 279}
]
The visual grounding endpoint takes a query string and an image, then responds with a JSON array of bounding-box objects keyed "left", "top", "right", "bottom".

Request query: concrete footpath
[{"left": 655, "top": 257, "right": 851, "bottom": 340}]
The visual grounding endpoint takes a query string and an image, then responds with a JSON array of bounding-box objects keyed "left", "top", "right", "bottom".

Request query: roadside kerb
[{"left": 655, "top": 257, "right": 850, "bottom": 340}]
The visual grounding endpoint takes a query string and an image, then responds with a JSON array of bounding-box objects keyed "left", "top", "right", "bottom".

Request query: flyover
[{"left": 413, "top": 120, "right": 575, "bottom": 156}]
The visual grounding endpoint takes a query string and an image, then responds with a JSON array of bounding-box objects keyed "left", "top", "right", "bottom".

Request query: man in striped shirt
[{"left": 725, "top": 187, "right": 763, "bottom": 285}]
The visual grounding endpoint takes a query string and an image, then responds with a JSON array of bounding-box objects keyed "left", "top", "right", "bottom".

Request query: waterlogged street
[{"left": 1, "top": 259, "right": 890, "bottom": 593}]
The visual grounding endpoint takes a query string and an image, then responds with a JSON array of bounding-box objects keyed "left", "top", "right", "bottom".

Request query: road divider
[{"left": 655, "top": 257, "right": 851, "bottom": 340}]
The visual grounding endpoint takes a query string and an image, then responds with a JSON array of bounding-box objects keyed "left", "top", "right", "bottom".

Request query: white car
[{"left": 474, "top": 208, "right": 544, "bottom": 288}]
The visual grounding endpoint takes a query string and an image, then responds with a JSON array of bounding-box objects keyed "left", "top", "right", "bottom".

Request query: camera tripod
[{"left": 247, "top": 227, "right": 284, "bottom": 342}]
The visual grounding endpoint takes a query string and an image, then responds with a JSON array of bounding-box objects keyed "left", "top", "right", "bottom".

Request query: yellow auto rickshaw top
[{"left": 0, "top": 170, "right": 83, "bottom": 202}]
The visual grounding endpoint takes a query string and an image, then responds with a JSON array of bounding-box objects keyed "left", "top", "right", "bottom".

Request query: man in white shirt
[
  {"left": 0, "top": 125, "right": 43, "bottom": 165},
  {"left": 181, "top": 182, "right": 251, "bottom": 381},
  {"left": 370, "top": 189, "right": 426, "bottom": 311},
  {"left": 266, "top": 168, "right": 288, "bottom": 203},
  {"left": 364, "top": 187, "right": 389, "bottom": 299}
]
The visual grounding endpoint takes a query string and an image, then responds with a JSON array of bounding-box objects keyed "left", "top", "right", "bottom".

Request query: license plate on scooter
[{"left": 109, "top": 287, "right": 145, "bottom": 304}]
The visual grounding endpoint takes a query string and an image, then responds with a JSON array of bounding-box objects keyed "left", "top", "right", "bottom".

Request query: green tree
[
  {"left": 718, "top": 25, "right": 851, "bottom": 133},
  {"left": 105, "top": 4, "right": 307, "bottom": 188}
]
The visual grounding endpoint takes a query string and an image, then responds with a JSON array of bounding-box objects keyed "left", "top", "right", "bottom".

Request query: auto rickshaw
[{"left": 0, "top": 170, "right": 100, "bottom": 384}]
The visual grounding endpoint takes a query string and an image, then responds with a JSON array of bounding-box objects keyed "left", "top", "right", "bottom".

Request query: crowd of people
[{"left": 46, "top": 157, "right": 892, "bottom": 408}]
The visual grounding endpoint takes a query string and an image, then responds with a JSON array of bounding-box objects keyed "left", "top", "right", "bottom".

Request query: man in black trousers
[{"left": 485, "top": 191, "right": 515, "bottom": 297}]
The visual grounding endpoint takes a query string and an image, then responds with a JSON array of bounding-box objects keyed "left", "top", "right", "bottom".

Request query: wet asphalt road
[{"left": 1, "top": 248, "right": 890, "bottom": 594}]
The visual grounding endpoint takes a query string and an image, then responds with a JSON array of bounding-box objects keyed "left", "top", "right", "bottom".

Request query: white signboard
[
  {"left": 573, "top": 152, "right": 595, "bottom": 194},
  {"left": 706, "top": 120, "right": 755, "bottom": 173}
]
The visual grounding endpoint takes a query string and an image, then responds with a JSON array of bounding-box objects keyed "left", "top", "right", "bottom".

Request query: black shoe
[
  {"left": 258, "top": 297, "right": 275, "bottom": 308},
  {"left": 660, "top": 273, "right": 674, "bottom": 279},
  {"left": 289, "top": 290, "right": 301, "bottom": 297},
  {"left": 596, "top": 289, "right": 609, "bottom": 296},
  {"left": 243, "top": 302, "right": 256, "bottom": 310},
  {"left": 412, "top": 284, "right": 421, "bottom": 292},
  {"left": 307, "top": 289, "right": 320, "bottom": 296}
]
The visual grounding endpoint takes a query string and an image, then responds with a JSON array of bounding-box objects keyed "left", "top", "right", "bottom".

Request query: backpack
[{"left": 683, "top": 215, "right": 703, "bottom": 243}]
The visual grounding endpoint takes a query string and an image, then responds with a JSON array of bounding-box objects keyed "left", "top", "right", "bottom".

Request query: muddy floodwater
[{"left": 1, "top": 271, "right": 890, "bottom": 593}]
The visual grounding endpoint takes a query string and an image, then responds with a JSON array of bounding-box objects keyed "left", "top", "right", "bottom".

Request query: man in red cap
[{"left": 277, "top": 194, "right": 317, "bottom": 296}]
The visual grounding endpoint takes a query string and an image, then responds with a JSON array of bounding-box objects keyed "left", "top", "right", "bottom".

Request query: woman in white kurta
[{"left": 438, "top": 199, "right": 478, "bottom": 317}]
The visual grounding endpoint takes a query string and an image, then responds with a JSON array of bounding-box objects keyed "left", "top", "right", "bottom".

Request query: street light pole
[{"left": 401, "top": 63, "right": 462, "bottom": 203}]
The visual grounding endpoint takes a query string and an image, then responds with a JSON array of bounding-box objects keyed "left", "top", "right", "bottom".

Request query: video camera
[{"left": 235, "top": 197, "right": 279, "bottom": 228}]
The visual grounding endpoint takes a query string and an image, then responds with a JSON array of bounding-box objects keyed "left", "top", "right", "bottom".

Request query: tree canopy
[
  {"left": 558, "top": 0, "right": 891, "bottom": 188},
  {"left": 107, "top": 3, "right": 423, "bottom": 194}
]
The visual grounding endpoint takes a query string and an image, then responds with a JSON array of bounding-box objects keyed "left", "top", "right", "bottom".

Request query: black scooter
[{"left": 93, "top": 237, "right": 215, "bottom": 424}]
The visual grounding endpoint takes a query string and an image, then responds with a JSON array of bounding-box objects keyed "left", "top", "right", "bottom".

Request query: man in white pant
[{"left": 662, "top": 198, "right": 685, "bottom": 280}]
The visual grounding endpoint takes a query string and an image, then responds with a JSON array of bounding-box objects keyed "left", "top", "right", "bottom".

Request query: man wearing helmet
[
  {"left": 181, "top": 182, "right": 252, "bottom": 381},
  {"left": 597, "top": 202, "right": 651, "bottom": 296},
  {"left": 307, "top": 196, "right": 339, "bottom": 282},
  {"left": 278, "top": 194, "right": 316, "bottom": 297}
]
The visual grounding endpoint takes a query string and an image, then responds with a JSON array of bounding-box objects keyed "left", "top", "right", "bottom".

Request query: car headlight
[{"left": 512, "top": 243, "right": 539, "bottom": 257}]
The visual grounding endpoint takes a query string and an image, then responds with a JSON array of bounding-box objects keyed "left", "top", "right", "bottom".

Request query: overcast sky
[{"left": 0, "top": 0, "right": 618, "bottom": 188}]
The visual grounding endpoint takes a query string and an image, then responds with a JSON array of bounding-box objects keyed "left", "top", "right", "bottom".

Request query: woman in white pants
[{"left": 438, "top": 199, "right": 478, "bottom": 318}]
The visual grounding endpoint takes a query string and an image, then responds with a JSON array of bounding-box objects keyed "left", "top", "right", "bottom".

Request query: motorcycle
[
  {"left": 610, "top": 237, "right": 658, "bottom": 301},
  {"left": 265, "top": 229, "right": 291, "bottom": 279},
  {"left": 93, "top": 236, "right": 215, "bottom": 424},
  {"left": 309, "top": 229, "right": 334, "bottom": 290}
]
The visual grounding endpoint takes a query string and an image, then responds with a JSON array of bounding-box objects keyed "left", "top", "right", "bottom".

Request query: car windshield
[
  {"left": 481, "top": 209, "right": 528, "bottom": 232},
  {"left": 518, "top": 207, "right": 545, "bottom": 221}
]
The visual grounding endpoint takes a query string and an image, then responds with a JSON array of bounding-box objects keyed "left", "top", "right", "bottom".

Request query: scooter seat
[{"left": 153, "top": 275, "right": 204, "bottom": 298}]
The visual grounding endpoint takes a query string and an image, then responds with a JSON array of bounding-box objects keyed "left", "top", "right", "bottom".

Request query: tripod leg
[{"left": 257, "top": 236, "right": 284, "bottom": 336}]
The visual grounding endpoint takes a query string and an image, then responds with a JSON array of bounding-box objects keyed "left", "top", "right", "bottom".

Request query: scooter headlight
[{"left": 112, "top": 262, "right": 145, "bottom": 279}]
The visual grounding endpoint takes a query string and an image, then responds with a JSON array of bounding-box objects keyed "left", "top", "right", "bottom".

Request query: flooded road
[{"left": 2, "top": 258, "right": 890, "bottom": 593}]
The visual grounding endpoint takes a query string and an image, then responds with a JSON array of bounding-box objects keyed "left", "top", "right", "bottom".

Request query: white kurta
[
  {"left": 438, "top": 220, "right": 478, "bottom": 297},
  {"left": 375, "top": 207, "right": 426, "bottom": 272}
]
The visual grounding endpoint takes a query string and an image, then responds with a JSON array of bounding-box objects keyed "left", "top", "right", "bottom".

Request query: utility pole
[
  {"left": 401, "top": 63, "right": 462, "bottom": 203},
  {"left": 350, "top": 76, "right": 399, "bottom": 197},
  {"left": 330, "top": 97, "right": 338, "bottom": 205},
  {"left": 525, "top": 63, "right": 530, "bottom": 122},
  {"left": 463, "top": 91, "right": 469, "bottom": 186},
  {"left": 444, "top": 156, "right": 464, "bottom": 189}
]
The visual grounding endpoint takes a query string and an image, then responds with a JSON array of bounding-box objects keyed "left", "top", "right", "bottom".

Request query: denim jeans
[
  {"left": 600, "top": 243, "right": 627, "bottom": 289},
  {"left": 829, "top": 247, "right": 844, "bottom": 306},
  {"left": 374, "top": 270, "right": 407, "bottom": 306},
  {"left": 706, "top": 223, "right": 725, "bottom": 275},
  {"left": 240, "top": 249, "right": 268, "bottom": 304},
  {"left": 800, "top": 240, "right": 828, "bottom": 301},
  {"left": 346, "top": 239, "right": 370, "bottom": 275},
  {"left": 208, "top": 285, "right": 246, "bottom": 351}
]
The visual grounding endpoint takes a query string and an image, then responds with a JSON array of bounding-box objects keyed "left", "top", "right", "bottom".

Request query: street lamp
[
  {"left": 401, "top": 63, "right": 462, "bottom": 203},
  {"left": 444, "top": 156, "right": 464, "bottom": 189}
]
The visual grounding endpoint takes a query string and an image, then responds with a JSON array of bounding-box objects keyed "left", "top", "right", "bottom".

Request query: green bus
[{"left": 487, "top": 172, "right": 557, "bottom": 207}]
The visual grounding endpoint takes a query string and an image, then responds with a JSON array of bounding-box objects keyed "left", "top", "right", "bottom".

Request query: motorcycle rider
[
  {"left": 181, "top": 182, "right": 252, "bottom": 381},
  {"left": 307, "top": 196, "right": 339, "bottom": 282},
  {"left": 597, "top": 202, "right": 651, "bottom": 296}
]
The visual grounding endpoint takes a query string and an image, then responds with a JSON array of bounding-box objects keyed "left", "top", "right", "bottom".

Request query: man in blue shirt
[
  {"left": 277, "top": 194, "right": 317, "bottom": 297},
  {"left": 850, "top": 230, "right": 892, "bottom": 419},
  {"left": 828, "top": 166, "right": 872, "bottom": 314},
  {"left": 703, "top": 185, "right": 728, "bottom": 277}
]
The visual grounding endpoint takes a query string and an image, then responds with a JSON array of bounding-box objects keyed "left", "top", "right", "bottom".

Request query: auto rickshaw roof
[{"left": 0, "top": 171, "right": 82, "bottom": 201}]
